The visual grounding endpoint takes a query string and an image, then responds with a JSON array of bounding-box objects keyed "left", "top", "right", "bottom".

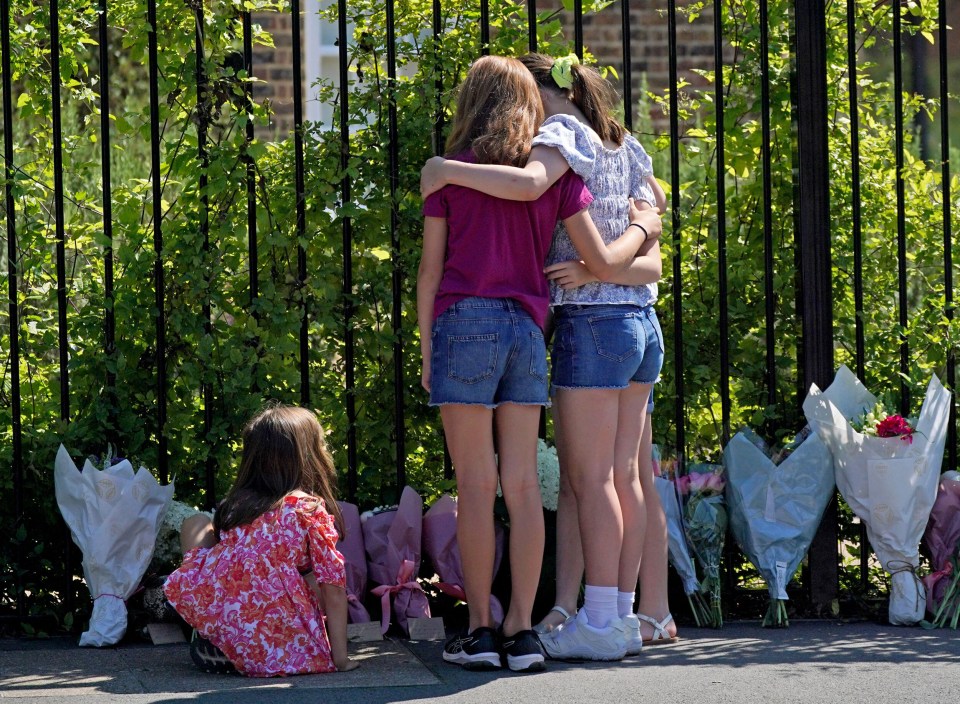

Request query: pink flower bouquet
[
  {"left": 652, "top": 458, "right": 710, "bottom": 626},
  {"left": 362, "top": 486, "right": 431, "bottom": 635},
  {"left": 336, "top": 501, "right": 372, "bottom": 624},
  {"left": 803, "top": 365, "right": 952, "bottom": 625},
  {"left": 921, "top": 473, "right": 960, "bottom": 628},
  {"left": 680, "top": 463, "right": 727, "bottom": 628},
  {"left": 422, "top": 494, "right": 505, "bottom": 625}
]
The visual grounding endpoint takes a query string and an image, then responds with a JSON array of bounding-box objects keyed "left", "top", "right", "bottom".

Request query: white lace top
[{"left": 534, "top": 114, "right": 658, "bottom": 307}]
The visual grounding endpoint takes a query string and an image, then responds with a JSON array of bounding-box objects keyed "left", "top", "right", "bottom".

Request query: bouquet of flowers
[
  {"left": 362, "top": 486, "right": 431, "bottom": 635},
  {"left": 679, "top": 463, "right": 727, "bottom": 628},
  {"left": 54, "top": 445, "right": 174, "bottom": 646},
  {"left": 652, "top": 448, "right": 710, "bottom": 626},
  {"left": 921, "top": 472, "right": 960, "bottom": 628},
  {"left": 337, "top": 501, "right": 372, "bottom": 624},
  {"left": 803, "top": 365, "right": 952, "bottom": 625},
  {"left": 723, "top": 426, "right": 835, "bottom": 627},
  {"left": 537, "top": 439, "right": 560, "bottom": 512},
  {"left": 422, "top": 494, "right": 506, "bottom": 624},
  {"left": 149, "top": 500, "right": 212, "bottom": 574}
]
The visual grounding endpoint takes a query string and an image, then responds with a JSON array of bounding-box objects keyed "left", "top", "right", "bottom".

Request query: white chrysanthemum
[
  {"left": 149, "top": 499, "right": 212, "bottom": 573},
  {"left": 536, "top": 439, "right": 560, "bottom": 512}
]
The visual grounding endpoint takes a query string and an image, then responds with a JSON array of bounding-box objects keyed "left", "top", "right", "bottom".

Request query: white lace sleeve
[
  {"left": 625, "top": 135, "right": 657, "bottom": 207},
  {"left": 531, "top": 114, "right": 599, "bottom": 181}
]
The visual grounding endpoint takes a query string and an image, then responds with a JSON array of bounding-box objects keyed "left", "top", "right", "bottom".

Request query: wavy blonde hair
[{"left": 444, "top": 55, "right": 543, "bottom": 167}]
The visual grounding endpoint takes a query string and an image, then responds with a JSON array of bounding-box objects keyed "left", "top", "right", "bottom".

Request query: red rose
[{"left": 875, "top": 414, "right": 914, "bottom": 443}]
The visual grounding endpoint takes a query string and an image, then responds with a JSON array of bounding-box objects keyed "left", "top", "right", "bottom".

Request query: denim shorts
[
  {"left": 551, "top": 304, "right": 664, "bottom": 389},
  {"left": 429, "top": 297, "right": 549, "bottom": 408}
]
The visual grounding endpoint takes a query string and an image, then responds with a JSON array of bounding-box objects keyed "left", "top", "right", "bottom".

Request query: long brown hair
[
  {"left": 519, "top": 53, "right": 627, "bottom": 146},
  {"left": 215, "top": 405, "right": 343, "bottom": 534},
  {"left": 444, "top": 55, "right": 543, "bottom": 167}
]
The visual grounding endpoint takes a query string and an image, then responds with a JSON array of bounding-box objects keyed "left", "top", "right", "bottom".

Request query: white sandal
[
  {"left": 637, "top": 612, "right": 678, "bottom": 645},
  {"left": 533, "top": 605, "right": 573, "bottom": 635}
]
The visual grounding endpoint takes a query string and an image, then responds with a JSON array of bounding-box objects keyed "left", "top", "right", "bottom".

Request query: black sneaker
[
  {"left": 442, "top": 627, "right": 502, "bottom": 670},
  {"left": 190, "top": 632, "right": 236, "bottom": 674},
  {"left": 501, "top": 629, "right": 546, "bottom": 672}
]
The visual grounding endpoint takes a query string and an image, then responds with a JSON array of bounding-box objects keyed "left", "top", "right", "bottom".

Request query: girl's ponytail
[
  {"left": 520, "top": 53, "right": 627, "bottom": 146},
  {"left": 568, "top": 62, "right": 626, "bottom": 146}
]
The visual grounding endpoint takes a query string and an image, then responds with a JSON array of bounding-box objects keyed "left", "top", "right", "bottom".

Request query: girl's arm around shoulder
[{"left": 419, "top": 146, "right": 569, "bottom": 201}]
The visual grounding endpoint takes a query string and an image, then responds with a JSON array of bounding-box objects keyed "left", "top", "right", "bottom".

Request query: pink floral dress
[{"left": 164, "top": 495, "right": 346, "bottom": 677}]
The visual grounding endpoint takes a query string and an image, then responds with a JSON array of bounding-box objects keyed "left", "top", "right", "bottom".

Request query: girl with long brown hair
[{"left": 165, "top": 405, "right": 358, "bottom": 676}]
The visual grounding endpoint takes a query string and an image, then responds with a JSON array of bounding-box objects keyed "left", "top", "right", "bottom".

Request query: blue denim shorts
[
  {"left": 551, "top": 304, "right": 664, "bottom": 389},
  {"left": 429, "top": 297, "right": 549, "bottom": 408}
]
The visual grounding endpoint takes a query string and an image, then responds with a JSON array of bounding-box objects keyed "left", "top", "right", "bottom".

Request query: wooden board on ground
[
  {"left": 406, "top": 617, "right": 446, "bottom": 641},
  {"left": 147, "top": 622, "right": 187, "bottom": 645},
  {"left": 347, "top": 621, "right": 384, "bottom": 642}
]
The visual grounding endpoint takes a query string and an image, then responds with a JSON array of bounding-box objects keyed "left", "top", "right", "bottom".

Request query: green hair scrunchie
[{"left": 550, "top": 54, "right": 580, "bottom": 90}]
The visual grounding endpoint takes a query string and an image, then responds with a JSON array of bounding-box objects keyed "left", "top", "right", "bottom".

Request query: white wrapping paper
[
  {"left": 654, "top": 475, "right": 700, "bottom": 596},
  {"left": 54, "top": 445, "right": 174, "bottom": 646},
  {"left": 724, "top": 428, "right": 835, "bottom": 602},
  {"left": 802, "top": 365, "right": 951, "bottom": 625}
]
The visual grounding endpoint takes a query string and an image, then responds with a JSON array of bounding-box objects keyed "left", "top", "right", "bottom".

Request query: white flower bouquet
[
  {"left": 54, "top": 445, "right": 174, "bottom": 646},
  {"left": 723, "top": 426, "right": 835, "bottom": 627},
  {"left": 803, "top": 365, "right": 952, "bottom": 625}
]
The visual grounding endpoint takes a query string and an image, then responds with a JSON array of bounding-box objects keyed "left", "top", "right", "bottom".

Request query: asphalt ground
[{"left": 2, "top": 620, "right": 959, "bottom": 704}]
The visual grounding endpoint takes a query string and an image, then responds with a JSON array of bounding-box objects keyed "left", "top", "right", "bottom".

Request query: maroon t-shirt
[{"left": 423, "top": 152, "right": 592, "bottom": 329}]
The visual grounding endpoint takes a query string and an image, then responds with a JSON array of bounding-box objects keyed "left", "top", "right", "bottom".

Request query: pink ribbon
[{"left": 370, "top": 559, "right": 426, "bottom": 634}]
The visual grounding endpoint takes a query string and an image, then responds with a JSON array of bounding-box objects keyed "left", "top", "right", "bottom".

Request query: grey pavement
[{"left": 2, "top": 621, "right": 959, "bottom": 704}]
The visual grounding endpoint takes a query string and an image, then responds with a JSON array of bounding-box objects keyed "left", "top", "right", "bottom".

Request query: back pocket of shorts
[
  {"left": 447, "top": 333, "right": 499, "bottom": 384},
  {"left": 587, "top": 313, "right": 638, "bottom": 362}
]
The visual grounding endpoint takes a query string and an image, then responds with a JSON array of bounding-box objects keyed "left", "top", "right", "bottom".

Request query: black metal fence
[{"left": 1, "top": 0, "right": 957, "bottom": 624}]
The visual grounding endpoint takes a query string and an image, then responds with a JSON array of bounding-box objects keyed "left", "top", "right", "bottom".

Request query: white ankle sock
[
  {"left": 617, "top": 591, "right": 635, "bottom": 618},
  {"left": 583, "top": 585, "right": 619, "bottom": 628}
]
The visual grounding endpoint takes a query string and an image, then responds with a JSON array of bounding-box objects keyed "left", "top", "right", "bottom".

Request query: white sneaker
[
  {"left": 622, "top": 614, "right": 643, "bottom": 656},
  {"left": 540, "top": 608, "right": 627, "bottom": 661}
]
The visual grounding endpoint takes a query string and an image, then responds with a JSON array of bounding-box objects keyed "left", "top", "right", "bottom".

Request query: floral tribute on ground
[
  {"left": 678, "top": 463, "right": 727, "bottom": 628},
  {"left": 803, "top": 365, "right": 952, "bottom": 625},
  {"left": 723, "top": 426, "right": 835, "bottom": 627},
  {"left": 361, "top": 486, "right": 431, "bottom": 635},
  {"left": 54, "top": 445, "right": 174, "bottom": 646},
  {"left": 653, "top": 449, "right": 711, "bottom": 627},
  {"left": 921, "top": 472, "right": 960, "bottom": 629}
]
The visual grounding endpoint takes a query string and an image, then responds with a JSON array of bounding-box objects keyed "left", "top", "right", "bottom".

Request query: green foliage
[{"left": 1, "top": 0, "right": 956, "bottom": 628}]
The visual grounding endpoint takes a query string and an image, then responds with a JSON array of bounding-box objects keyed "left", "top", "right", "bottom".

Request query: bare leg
[
  {"left": 555, "top": 387, "right": 621, "bottom": 589},
  {"left": 180, "top": 513, "right": 216, "bottom": 554},
  {"left": 495, "top": 403, "right": 545, "bottom": 637},
  {"left": 440, "top": 404, "right": 497, "bottom": 633},
  {"left": 635, "top": 413, "right": 678, "bottom": 640},
  {"left": 535, "top": 403, "right": 584, "bottom": 632},
  {"left": 613, "top": 382, "right": 650, "bottom": 595}
]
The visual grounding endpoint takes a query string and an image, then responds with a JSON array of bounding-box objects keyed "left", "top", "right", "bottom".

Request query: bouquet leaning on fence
[
  {"left": 723, "top": 426, "right": 835, "bottom": 627},
  {"left": 803, "top": 365, "right": 952, "bottom": 625},
  {"left": 678, "top": 463, "right": 727, "bottom": 628},
  {"left": 54, "top": 445, "right": 174, "bottom": 646},
  {"left": 653, "top": 448, "right": 710, "bottom": 627},
  {"left": 921, "top": 472, "right": 960, "bottom": 629}
]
